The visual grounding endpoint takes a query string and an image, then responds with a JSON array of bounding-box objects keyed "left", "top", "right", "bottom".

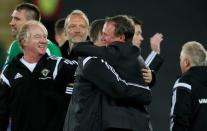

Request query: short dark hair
[
  {"left": 16, "top": 3, "right": 41, "bottom": 21},
  {"left": 55, "top": 18, "right": 65, "bottom": 35},
  {"left": 89, "top": 19, "right": 105, "bottom": 42},
  {"left": 105, "top": 15, "right": 134, "bottom": 42}
]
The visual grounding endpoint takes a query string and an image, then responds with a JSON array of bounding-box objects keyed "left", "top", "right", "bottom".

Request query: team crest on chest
[
  {"left": 41, "top": 69, "right": 50, "bottom": 77},
  {"left": 39, "top": 69, "right": 52, "bottom": 80}
]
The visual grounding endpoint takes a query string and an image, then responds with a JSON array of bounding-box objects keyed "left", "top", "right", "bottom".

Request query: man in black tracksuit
[
  {"left": 65, "top": 56, "right": 151, "bottom": 131},
  {"left": 70, "top": 40, "right": 163, "bottom": 84},
  {"left": 0, "top": 21, "right": 77, "bottom": 131},
  {"left": 64, "top": 15, "right": 158, "bottom": 131},
  {"left": 170, "top": 41, "right": 207, "bottom": 131}
]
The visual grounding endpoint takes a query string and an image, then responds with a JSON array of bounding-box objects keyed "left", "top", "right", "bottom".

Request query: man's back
[
  {"left": 72, "top": 41, "right": 145, "bottom": 84},
  {"left": 70, "top": 42, "right": 152, "bottom": 131},
  {"left": 170, "top": 66, "right": 207, "bottom": 131},
  {"left": 64, "top": 56, "right": 151, "bottom": 131}
]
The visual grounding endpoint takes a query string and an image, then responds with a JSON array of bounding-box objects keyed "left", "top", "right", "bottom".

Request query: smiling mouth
[
  {"left": 11, "top": 28, "right": 17, "bottom": 32},
  {"left": 38, "top": 44, "right": 47, "bottom": 49}
]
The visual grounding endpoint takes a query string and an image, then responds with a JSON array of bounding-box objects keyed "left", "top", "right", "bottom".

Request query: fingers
[
  {"left": 145, "top": 66, "right": 150, "bottom": 70},
  {"left": 142, "top": 67, "right": 152, "bottom": 84},
  {"left": 156, "top": 33, "right": 163, "bottom": 38},
  {"left": 157, "top": 33, "right": 163, "bottom": 41},
  {"left": 152, "top": 33, "right": 163, "bottom": 41},
  {"left": 150, "top": 33, "right": 164, "bottom": 54},
  {"left": 144, "top": 77, "right": 151, "bottom": 84}
]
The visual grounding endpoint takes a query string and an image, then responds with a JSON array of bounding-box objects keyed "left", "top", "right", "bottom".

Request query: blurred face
[
  {"left": 94, "top": 31, "right": 104, "bottom": 47},
  {"left": 132, "top": 24, "right": 144, "bottom": 47},
  {"left": 23, "top": 25, "right": 48, "bottom": 57},
  {"left": 65, "top": 15, "right": 89, "bottom": 43},
  {"left": 9, "top": 10, "right": 28, "bottom": 37},
  {"left": 55, "top": 32, "right": 66, "bottom": 47},
  {"left": 102, "top": 21, "right": 123, "bottom": 45}
]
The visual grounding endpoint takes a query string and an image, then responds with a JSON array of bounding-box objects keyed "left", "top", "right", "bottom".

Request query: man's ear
[
  {"left": 184, "top": 57, "right": 191, "bottom": 69},
  {"left": 19, "top": 37, "right": 27, "bottom": 47},
  {"left": 20, "top": 37, "right": 25, "bottom": 43},
  {"left": 119, "top": 34, "right": 125, "bottom": 41}
]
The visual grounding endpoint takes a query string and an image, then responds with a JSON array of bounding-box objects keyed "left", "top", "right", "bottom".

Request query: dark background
[{"left": 30, "top": 0, "right": 207, "bottom": 130}]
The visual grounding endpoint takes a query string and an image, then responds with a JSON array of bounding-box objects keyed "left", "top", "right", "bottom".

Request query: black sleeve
[
  {"left": 145, "top": 51, "right": 164, "bottom": 87},
  {"left": 81, "top": 57, "right": 152, "bottom": 105},
  {"left": 170, "top": 82, "right": 191, "bottom": 131},
  {"left": 0, "top": 78, "right": 10, "bottom": 131},
  {"left": 71, "top": 42, "right": 107, "bottom": 59},
  {"left": 56, "top": 58, "right": 78, "bottom": 85},
  {"left": 145, "top": 51, "right": 164, "bottom": 73}
]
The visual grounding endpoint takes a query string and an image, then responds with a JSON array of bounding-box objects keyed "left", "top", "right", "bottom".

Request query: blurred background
[{"left": 0, "top": 0, "right": 207, "bottom": 131}]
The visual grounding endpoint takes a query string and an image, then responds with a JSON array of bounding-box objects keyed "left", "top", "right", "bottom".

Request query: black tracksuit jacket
[
  {"left": 64, "top": 56, "right": 151, "bottom": 131},
  {"left": 0, "top": 54, "right": 77, "bottom": 131},
  {"left": 64, "top": 41, "right": 154, "bottom": 131},
  {"left": 71, "top": 41, "right": 164, "bottom": 74},
  {"left": 170, "top": 66, "right": 207, "bottom": 131}
]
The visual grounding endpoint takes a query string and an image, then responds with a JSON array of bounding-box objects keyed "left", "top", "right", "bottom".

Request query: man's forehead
[
  {"left": 29, "top": 25, "right": 47, "bottom": 34},
  {"left": 105, "top": 21, "right": 115, "bottom": 25},
  {"left": 68, "top": 15, "right": 87, "bottom": 24},
  {"left": 103, "top": 22, "right": 115, "bottom": 31},
  {"left": 12, "top": 9, "right": 25, "bottom": 15},
  {"left": 11, "top": 10, "right": 27, "bottom": 18}
]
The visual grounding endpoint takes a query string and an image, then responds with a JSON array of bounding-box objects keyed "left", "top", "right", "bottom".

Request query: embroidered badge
[{"left": 41, "top": 69, "right": 50, "bottom": 77}]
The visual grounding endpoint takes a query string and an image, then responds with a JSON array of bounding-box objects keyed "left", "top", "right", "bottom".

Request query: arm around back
[{"left": 80, "top": 57, "right": 152, "bottom": 105}]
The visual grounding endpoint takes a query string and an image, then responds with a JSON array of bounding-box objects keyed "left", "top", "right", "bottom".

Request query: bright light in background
[{"left": 35, "top": 0, "right": 62, "bottom": 20}]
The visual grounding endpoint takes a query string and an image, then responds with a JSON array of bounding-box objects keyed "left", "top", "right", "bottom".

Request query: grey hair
[
  {"left": 17, "top": 20, "right": 48, "bottom": 47},
  {"left": 181, "top": 41, "right": 207, "bottom": 66},
  {"left": 64, "top": 9, "right": 89, "bottom": 28}
]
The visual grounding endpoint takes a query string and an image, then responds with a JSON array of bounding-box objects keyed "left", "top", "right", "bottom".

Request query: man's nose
[{"left": 9, "top": 19, "right": 15, "bottom": 26}]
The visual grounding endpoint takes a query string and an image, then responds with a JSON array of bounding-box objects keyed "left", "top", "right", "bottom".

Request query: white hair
[{"left": 181, "top": 41, "right": 207, "bottom": 66}]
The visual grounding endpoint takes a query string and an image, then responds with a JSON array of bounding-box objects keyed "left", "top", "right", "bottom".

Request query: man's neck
[{"left": 23, "top": 54, "right": 42, "bottom": 63}]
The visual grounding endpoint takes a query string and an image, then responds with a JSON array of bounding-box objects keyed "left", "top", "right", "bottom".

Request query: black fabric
[
  {"left": 0, "top": 54, "right": 77, "bottom": 131},
  {"left": 64, "top": 41, "right": 152, "bottom": 131},
  {"left": 148, "top": 54, "right": 164, "bottom": 73},
  {"left": 72, "top": 41, "right": 164, "bottom": 86},
  {"left": 60, "top": 41, "right": 69, "bottom": 58},
  {"left": 72, "top": 41, "right": 145, "bottom": 84},
  {"left": 64, "top": 57, "right": 151, "bottom": 131},
  {"left": 104, "top": 128, "right": 132, "bottom": 131},
  {"left": 171, "top": 66, "right": 207, "bottom": 131},
  {"left": 64, "top": 60, "right": 103, "bottom": 131},
  {"left": 60, "top": 40, "right": 78, "bottom": 60}
]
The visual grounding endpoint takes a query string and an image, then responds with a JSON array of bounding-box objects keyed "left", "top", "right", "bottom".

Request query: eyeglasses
[{"left": 30, "top": 34, "right": 47, "bottom": 40}]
